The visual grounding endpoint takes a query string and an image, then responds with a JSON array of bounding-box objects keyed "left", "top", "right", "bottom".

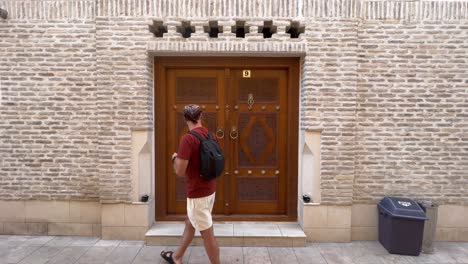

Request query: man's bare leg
[
  {"left": 173, "top": 218, "right": 195, "bottom": 264},
  {"left": 200, "top": 225, "right": 220, "bottom": 264}
]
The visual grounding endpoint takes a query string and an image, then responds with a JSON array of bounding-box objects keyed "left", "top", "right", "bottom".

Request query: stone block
[
  {"left": 351, "top": 226, "right": 378, "bottom": 241},
  {"left": 243, "top": 237, "right": 292, "bottom": 247},
  {"left": 124, "top": 203, "right": 149, "bottom": 227},
  {"left": 435, "top": 228, "right": 468, "bottom": 242},
  {"left": 0, "top": 201, "right": 26, "bottom": 222},
  {"left": 102, "top": 204, "right": 124, "bottom": 227},
  {"left": 352, "top": 204, "right": 378, "bottom": 227},
  {"left": 437, "top": 205, "right": 468, "bottom": 228},
  {"left": 27, "top": 223, "right": 48, "bottom": 235},
  {"left": 328, "top": 206, "right": 351, "bottom": 228},
  {"left": 145, "top": 236, "right": 181, "bottom": 246},
  {"left": 102, "top": 226, "right": 147, "bottom": 240},
  {"left": 3, "top": 223, "right": 28, "bottom": 235},
  {"left": 304, "top": 228, "right": 351, "bottom": 242},
  {"left": 93, "top": 224, "right": 102, "bottom": 237},
  {"left": 70, "top": 201, "right": 101, "bottom": 224},
  {"left": 303, "top": 205, "right": 327, "bottom": 228},
  {"left": 48, "top": 223, "right": 93, "bottom": 236},
  {"left": 25, "top": 201, "right": 69, "bottom": 223}
]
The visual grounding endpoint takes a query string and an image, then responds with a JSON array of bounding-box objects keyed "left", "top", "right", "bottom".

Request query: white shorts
[{"left": 187, "top": 192, "right": 215, "bottom": 231}]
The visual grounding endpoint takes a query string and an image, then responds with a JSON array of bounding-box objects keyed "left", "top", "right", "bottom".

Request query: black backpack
[{"left": 188, "top": 131, "right": 225, "bottom": 180}]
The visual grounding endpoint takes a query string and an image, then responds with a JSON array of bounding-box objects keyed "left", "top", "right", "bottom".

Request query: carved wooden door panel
[
  {"left": 157, "top": 57, "right": 298, "bottom": 220},
  {"left": 228, "top": 69, "right": 288, "bottom": 215},
  {"left": 166, "top": 69, "right": 226, "bottom": 215}
]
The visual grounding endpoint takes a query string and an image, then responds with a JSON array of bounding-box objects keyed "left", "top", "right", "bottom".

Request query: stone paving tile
[
  {"left": 44, "top": 236, "right": 76, "bottom": 247},
  {"left": 355, "top": 241, "right": 389, "bottom": 255},
  {"left": 0, "top": 239, "right": 20, "bottom": 248},
  {"left": 18, "top": 246, "right": 63, "bottom": 264},
  {"left": 104, "top": 245, "right": 142, "bottom": 264},
  {"left": 23, "top": 237, "right": 54, "bottom": 247},
  {"left": 293, "top": 245, "right": 327, "bottom": 264},
  {"left": 69, "top": 237, "right": 100, "bottom": 247},
  {"left": 268, "top": 247, "right": 299, "bottom": 264},
  {"left": 130, "top": 245, "right": 166, "bottom": 264},
  {"left": 409, "top": 251, "right": 458, "bottom": 264},
  {"left": 1, "top": 236, "right": 468, "bottom": 264},
  {"left": 355, "top": 243, "right": 398, "bottom": 264},
  {"left": 46, "top": 246, "right": 91, "bottom": 264},
  {"left": 8, "top": 236, "right": 34, "bottom": 242},
  {"left": 320, "top": 251, "right": 354, "bottom": 264},
  {"left": 243, "top": 247, "right": 271, "bottom": 264},
  {"left": 378, "top": 254, "right": 412, "bottom": 264},
  {"left": 164, "top": 245, "right": 192, "bottom": 263},
  {"left": 349, "top": 254, "right": 382, "bottom": 264},
  {"left": 95, "top": 240, "right": 121, "bottom": 247},
  {"left": 187, "top": 246, "right": 210, "bottom": 264},
  {"left": 428, "top": 244, "right": 468, "bottom": 264},
  {"left": 0, "top": 245, "right": 41, "bottom": 264},
  {"left": 316, "top": 243, "right": 356, "bottom": 264},
  {"left": 76, "top": 246, "right": 116, "bottom": 264},
  {"left": 119, "top": 240, "right": 145, "bottom": 247},
  {"left": 234, "top": 224, "right": 282, "bottom": 237},
  {"left": 0, "top": 237, "right": 37, "bottom": 249},
  {"left": 219, "top": 247, "right": 243, "bottom": 264}
]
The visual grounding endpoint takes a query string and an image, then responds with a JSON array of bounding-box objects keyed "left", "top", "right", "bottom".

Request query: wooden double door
[{"left": 155, "top": 57, "right": 299, "bottom": 221}]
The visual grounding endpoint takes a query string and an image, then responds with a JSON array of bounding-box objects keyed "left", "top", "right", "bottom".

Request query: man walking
[{"left": 160, "top": 104, "right": 220, "bottom": 264}]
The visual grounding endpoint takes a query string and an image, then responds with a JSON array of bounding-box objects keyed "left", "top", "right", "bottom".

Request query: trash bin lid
[{"left": 378, "top": 197, "right": 427, "bottom": 220}]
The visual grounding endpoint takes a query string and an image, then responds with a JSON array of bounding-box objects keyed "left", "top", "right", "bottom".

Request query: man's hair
[{"left": 183, "top": 104, "right": 203, "bottom": 124}]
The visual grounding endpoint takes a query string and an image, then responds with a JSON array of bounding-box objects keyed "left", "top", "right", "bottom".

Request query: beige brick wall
[
  {"left": 0, "top": 18, "right": 98, "bottom": 201},
  {"left": 95, "top": 16, "right": 153, "bottom": 202},
  {"left": 301, "top": 20, "right": 359, "bottom": 205},
  {"left": 354, "top": 20, "right": 468, "bottom": 205},
  {"left": 0, "top": 0, "right": 467, "bottom": 206}
]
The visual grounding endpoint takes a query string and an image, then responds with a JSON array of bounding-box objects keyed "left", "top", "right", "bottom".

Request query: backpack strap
[
  {"left": 208, "top": 132, "right": 214, "bottom": 140},
  {"left": 188, "top": 131, "right": 206, "bottom": 142}
]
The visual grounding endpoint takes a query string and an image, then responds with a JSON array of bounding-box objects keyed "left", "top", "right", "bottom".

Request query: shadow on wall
[
  {"left": 139, "top": 142, "right": 151, "bottom": 201},
  {"left": 131, "top": 130, "right": 154, "bottom": 203},
  {"left": 0, "top": 8, "right": 8, "bottom": 19},
  {"left": 302, "top": 131, "right": 321, "bottom": 204}
]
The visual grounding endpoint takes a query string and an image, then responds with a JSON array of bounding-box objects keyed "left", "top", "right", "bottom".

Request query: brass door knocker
[
  {"left": 247, "top": 93, "right": 254, "bottom": 110},
  {"left": 230, "top": 126, "right": 238, "bottom": 140},
  {"left": 216, "top": 127, "right": 225, "bottom": 139}
]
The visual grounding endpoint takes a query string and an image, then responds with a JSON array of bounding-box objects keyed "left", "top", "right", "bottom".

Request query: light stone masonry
[
  {"left": 354, "top": 20, "right": 468, "bottom": 205},
  {"left": 0, "top": 0, "right": 467, "bottom": 233}
]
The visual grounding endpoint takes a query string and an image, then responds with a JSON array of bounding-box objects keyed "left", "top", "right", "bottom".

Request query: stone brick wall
[
  {"left": 0, "top": 0, "right": 467, "bottom": 205},
  {"left": 0, "top": 18, "right": 98, "bottom": 200},
  {"left": 301, "top": 20, "right": 359, "bottom": 204},
  {"left": 354, "top": 20, "right": 468, "bottom": 205},
  {"left": 95, "top": 17, "right": 153, "bottom": 202}
]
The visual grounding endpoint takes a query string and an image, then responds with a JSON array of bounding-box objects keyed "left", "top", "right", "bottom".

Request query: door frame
[{"left": 154, "top": 57, "right": 299, "bottom": 221}]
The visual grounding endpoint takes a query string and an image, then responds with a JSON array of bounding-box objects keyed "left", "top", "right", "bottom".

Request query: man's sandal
[{"left": 160, "top": 250, "right": 176, "bottom": 264}]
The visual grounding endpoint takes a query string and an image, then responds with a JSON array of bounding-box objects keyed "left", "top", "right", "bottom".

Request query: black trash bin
[{"left": 378, "top": 197, "right": 427, "bottom": 256}]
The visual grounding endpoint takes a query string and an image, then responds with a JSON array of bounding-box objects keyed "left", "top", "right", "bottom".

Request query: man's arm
[{"left": 172, "top": 153, "right": 188, "bottom": 177}]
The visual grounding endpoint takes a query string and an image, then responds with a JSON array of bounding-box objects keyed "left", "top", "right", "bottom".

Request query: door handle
[
  {"left": 230, "top": 126, "right": 238, "bottom": 140},
  {"left": 216, "top": 127, "right": 224, "bottom": 139}
]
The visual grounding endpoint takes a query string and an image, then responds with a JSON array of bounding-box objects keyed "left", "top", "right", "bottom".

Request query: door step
[{"left": 145, "top": 222, "right": 306, "bottom": 247}]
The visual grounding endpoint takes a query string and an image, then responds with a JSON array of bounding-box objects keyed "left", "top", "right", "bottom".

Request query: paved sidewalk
[{"left": 0, "top": 235, "right": 467, "bottom": 264}]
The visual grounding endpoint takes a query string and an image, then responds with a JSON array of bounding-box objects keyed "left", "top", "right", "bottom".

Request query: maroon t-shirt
[{"left": 177, "top": 127, "right": 217, "bottom": 198}]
